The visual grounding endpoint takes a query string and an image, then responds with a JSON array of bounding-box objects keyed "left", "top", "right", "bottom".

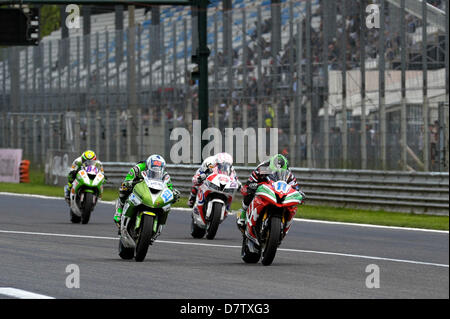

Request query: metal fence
[
  {"left": 0, "top": 0, "right": 449, "bottom": 172},
  {"left": 98, "top": 162, "right": 449, "bottom": 215}
]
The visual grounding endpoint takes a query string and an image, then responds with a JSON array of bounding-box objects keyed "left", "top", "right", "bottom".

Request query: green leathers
[{"left": 114, "top": 155, "right": 176, "bottom": 224}]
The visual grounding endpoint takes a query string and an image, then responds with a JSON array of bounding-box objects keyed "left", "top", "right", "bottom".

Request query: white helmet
[
  {"left": 216, "top": 152, "right": 233, "bottom": 165},
  {"left": 146, "top": 154, "right": 166, "bottom": 179}
]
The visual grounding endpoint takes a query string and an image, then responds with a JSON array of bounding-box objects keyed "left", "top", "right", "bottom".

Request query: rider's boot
[
  {"left": 150, "top": 225, "right": 164, "bottom": 244},
  {"left": 64, "top": 183, "right": 71, "bottom": 205},
  {"left": 187, "top": 187, "right": 198, "bottom": 208},
  {"left": 114, "top": 199, "right": 124, "bottom": 230},
  {"left": 236, "top": 204, "right": 248, "bottom": 233}
]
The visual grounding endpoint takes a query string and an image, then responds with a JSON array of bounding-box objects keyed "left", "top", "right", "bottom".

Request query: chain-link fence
[{"left": 0, "top": 0, "right": 448, "bottom": 171}]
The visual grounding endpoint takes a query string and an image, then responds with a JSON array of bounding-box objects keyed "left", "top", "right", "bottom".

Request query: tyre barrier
[{"left": 19, "top": 160, "right": 30, "bottom": 183}]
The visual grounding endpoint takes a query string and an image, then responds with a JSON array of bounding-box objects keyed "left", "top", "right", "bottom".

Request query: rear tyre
[
  {"left": 205, "top": 202, "right": 222, "bottom": 240},
  {"left": 241, "top": 237, "right": 261, "bottom": 264},
  {"left": 261, "top": 216, "right": 282, "bottom": 266},
  {"left": 190, "top": 216, "right": 206, "bottom": 239},
  {"left": 134, "top": 214, "right": 154, "bottom": 262},
  {"left": 118, "top": 239, "right": 134, "bottom": 260},
  {"left": 70, "top": 209, "right": 81, "bottom": 223},
  {"left": 81, "top": 193, "right": 94, "bottom": 224}
]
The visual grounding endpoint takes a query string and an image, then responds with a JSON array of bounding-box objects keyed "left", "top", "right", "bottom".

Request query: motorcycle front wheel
[
  {"left": 81, "top": 192, "right": 95, "bottom": 224},
  {"left": 205, "top": 202, "right": 222, "bottom": 240},
  {"left": 261, "top": 215, "right": 282, "bottom": 266},
  {"left": 134, "top": 214, "right": 154, "bottom": 262}
]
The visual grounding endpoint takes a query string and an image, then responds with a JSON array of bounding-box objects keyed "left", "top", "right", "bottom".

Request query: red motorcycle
[{"left": 241, "top": 170, "right": 305, "bottom": 266}]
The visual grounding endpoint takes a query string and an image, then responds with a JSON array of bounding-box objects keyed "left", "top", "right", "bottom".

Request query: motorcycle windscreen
[
  {"left": 146, "top": 169, "right": 164, "bottom": 180},
  {"left": 82, "top": 160, "right": 100, "bottom": 174},
  {"left": 267, "top": 170, "right": 290, "bottom": 182}
]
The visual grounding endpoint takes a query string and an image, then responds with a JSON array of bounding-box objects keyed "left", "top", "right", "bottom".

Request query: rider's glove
[
  {"left": 248, "top": 182, "right": 259, "bottom": 191},
  {"left": 120, "top": 180, "right": 134, "bottom": 192},
  {"left": 173, "top": 189, "right": 181, "bottom": 202},
  {"left": 299, "top": 190, "right": 306, "bottom": 203},
  {"left": 197, "top": 173, "right": 207, "bottom": 184}
]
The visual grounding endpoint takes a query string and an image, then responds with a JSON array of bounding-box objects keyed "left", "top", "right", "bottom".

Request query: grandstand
[{"left": 1, "top": 0, "right": 445, "bottom": 102}]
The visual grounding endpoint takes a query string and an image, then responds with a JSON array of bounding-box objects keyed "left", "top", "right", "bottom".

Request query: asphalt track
[{"left": 0, "top": 194, "right": 448, "bottom": 299}]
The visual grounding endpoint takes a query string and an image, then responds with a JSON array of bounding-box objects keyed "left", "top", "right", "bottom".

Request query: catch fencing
[
  {"left": 0, "top": 0, "right": 449, "bottom": 172},
  {"left": 101, "top": 162, "right": 449, "bottom": 215}
]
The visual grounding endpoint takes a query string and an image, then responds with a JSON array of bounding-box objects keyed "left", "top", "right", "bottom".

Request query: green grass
[{"left": 1, "top": 169, "right": 448, "bottom": 231}]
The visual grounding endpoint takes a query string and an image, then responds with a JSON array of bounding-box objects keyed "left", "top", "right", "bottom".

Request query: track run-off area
[{"left": 0, "top": 193, "right": 448, "bottom": 299}]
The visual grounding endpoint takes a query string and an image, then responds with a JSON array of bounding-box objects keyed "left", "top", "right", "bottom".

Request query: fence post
[
  {"left": 360, "top": 0, "right": 367, "bottom": 169},
  {"left": 400, "top": 0, "right": 408, "bottom": 170},
  {"left": 75, "top": 111, "right": 81, "bottom": 155},
  {"left": 422, "top": 0, "right": 430, "bottom": 171},
  {"left": 95, "top": 109, "right": 100, "bottom": 156},
  {"left": 379, "top": 0, "right": 387, "bottom": 170},
  {"left": 105, "top": 108, "right": 110, "bottom": 161},
  {"left": 257, "top": 6, "right": 263, "bottom": 130},
  {"left": 296, "top": 21, "right": 303, "bottom": 167},
  {"left": 306, "top": 0, "right": 312, "bottom": 168},
  {"left": 32, "top": 114, "right": 37, "bottom": 162},
  {"left": 41, "top": 114, "right": 45, "bottom": 163},
  {"left": 116, "top": 110, "right": 121, "bottom": 162}
]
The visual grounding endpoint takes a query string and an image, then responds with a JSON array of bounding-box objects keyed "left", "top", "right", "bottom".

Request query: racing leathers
[{"left": 113, "top": 161, "right": 178, "bottom": 226}]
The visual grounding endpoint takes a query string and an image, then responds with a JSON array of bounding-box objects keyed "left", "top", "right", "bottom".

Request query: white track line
[
  {"left": 0, "top": 288, "right": 55, "bottom": 299},
  {"left": 1, "top": 192, "right": 448, "bottom": 234},
  {"left": 0, "top": 229, "right": 448, "bottom": 268}
]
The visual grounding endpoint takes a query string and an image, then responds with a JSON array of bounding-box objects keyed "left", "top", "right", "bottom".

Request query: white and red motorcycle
[{"left": 191, "top": 163, "right": 240, "bottom": 240}]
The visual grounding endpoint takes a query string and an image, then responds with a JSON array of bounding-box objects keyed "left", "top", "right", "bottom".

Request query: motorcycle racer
[
  {"left": 236, "top": 154, "right": 305, "bottom": 239},
  {"left": 187, "top": 152, "right": 238, "bottom": 208},
  {"left": 113, "top": 154, "right": 180, "bottom": 228},
  {"left": 64, "top": 150, "right": 104, "bottom": 204},
  {"left": 187, "top": 155, "right": 217, "bottom": 208}
]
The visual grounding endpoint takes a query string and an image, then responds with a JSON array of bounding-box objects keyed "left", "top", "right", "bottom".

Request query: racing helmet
[
  {"left": 269, "top": 154, "right": 288, "bottom": 172},
  {"left": 146, "top": 154, "right": 166, "bottom": 179},
  {"left": 216, "top": 152, "right": 233, "bottom": 165},
  {"left": 202, "top": 155, "right": 216, "bottom": 171},
  {"left": 81, "top": 150, "right": 97, "bottom": 162}
]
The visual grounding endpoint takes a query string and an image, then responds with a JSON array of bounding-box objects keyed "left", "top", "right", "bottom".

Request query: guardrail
[{"left": 102, "top": 162, "right": 449, "bottom": 216}]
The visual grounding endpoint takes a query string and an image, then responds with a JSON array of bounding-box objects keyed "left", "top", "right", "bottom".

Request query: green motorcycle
[
  {"left": 118, "top": 170, "right": 179, "bottom": 262},
  {"left": 69, "top": 160, "right": 105, "bottom": 224}
]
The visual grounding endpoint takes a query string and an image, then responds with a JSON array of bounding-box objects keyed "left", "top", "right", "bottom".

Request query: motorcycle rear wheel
[
  {"left": 190, "top": 216, "right": 206, "bottom": 238},
  {"left": 241, "top": 237, "right": 261, "bottom": 263},
  {"left": 70, "top": 209, "right": 81, "bottom": 224},
  {"left": 118, "top": 238, "right": 134, "bottom": 260}
]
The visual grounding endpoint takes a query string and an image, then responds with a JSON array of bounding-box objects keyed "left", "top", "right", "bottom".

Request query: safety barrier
[
  {"left": 19, "top": 160, "right": 30, "bottom": 183},
  {"left": 101, "top": 163, "right": 449, "bottom": 216}
]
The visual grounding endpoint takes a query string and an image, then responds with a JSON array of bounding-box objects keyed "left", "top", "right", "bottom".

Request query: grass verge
[{"left": 1, "top": 170, "right": 448, "bottom": 231}]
